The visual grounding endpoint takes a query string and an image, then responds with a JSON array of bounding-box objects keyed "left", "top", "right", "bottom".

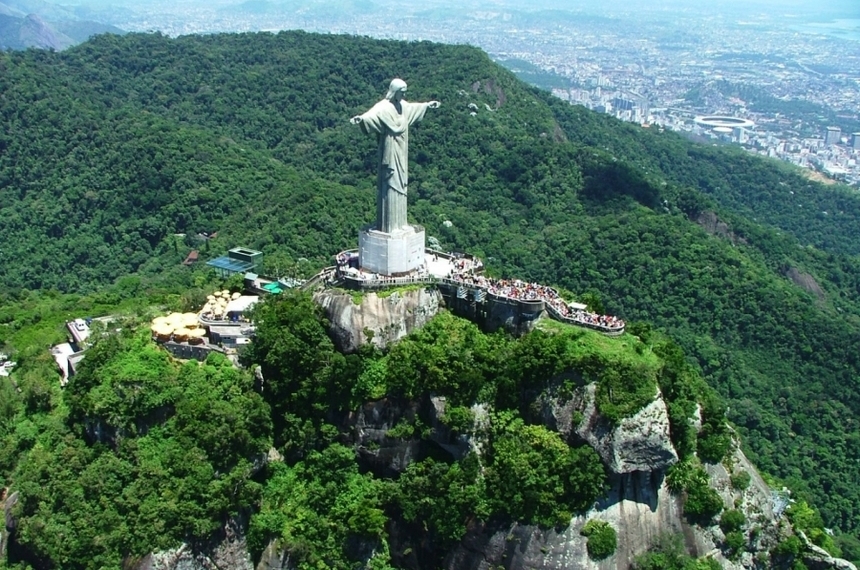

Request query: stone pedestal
[{"left": 359, "top": 225, "right": 425, "bottom": 276}]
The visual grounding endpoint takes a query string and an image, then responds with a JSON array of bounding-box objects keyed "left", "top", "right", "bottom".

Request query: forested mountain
[
  {"left": 1, "top": 30, "right": 860, "bottom": 567},
  {"left": 0, "top": 3, "right": 121, "bottom": 51}
]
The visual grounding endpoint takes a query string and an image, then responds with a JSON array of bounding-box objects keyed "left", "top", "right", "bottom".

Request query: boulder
[
  {"left": 352, "top": 398, "right": 423, "bottom": 476},
  {"left": 256, "top": 540, "right": 294, "bottom": 570},
  {"left": 313, "top": 287, "right": 441, "bottom": 353},
  {"left": 544, "top": 382, "right": 678, "bottom": 474},
  {"left": 800, "top": 532, "right": 859, "bottom": 570},
  {"left": 425, "top": 395, "right": 475, "bottom": 460},
  {"left": 133, "top": 515, "right": 253, "bottom": 570},
  {"left": 1, "top": 491, "right": 18, "bottom": 560}
]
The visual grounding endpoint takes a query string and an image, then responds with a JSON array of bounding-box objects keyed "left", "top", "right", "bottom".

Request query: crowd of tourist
[
  {"left": 333, "top": 249, "right": 624, "bottom": 332},
  {"left": 547, "top": 299, "right": 625, "bottom": 330},
  {"left": 449, "top": 273, "right": 625, "bottom": 331},
  {"left": 446, "top": 255, "right": 483, "bottom": 274}
]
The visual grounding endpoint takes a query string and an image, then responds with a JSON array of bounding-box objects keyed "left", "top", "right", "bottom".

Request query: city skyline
[{"left": 3, "top": 0, "right": 858, "bottom": 183}]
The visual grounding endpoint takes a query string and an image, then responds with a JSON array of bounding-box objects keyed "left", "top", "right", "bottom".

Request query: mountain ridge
[
  {"left": 0, "top": 1, "right": 122, "bottom": 50},
  {"left": 0, "top": 30, "right": 859, "bottom": 566}
]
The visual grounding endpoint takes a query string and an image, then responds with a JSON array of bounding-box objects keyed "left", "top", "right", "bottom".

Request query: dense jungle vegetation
[
  {"left": 1, "top": 30, "right": 860, "bottom": 565},
  {"left": 1, "top": 286, "right": 726, "bottom": 569}
]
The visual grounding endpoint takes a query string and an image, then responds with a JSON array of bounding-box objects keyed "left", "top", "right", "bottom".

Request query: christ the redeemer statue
[{"left": 351, "top": 79, "right": 439, "bottom": 234}]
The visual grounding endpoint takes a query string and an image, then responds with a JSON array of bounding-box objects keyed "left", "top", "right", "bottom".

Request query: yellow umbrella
[
  {"left": 152, "top": 323, "right": 174, "bottom": 339},
  {"left": 188, "top": 328, "right": 206, "bottom": 344}
]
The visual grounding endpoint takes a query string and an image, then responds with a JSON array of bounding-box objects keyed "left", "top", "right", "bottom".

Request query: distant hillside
[
  {"left": 0, "top": 31, "right": 859, "bottom": 558},
  {"left": 0, "top": 12, "right": 72, "bottom": 49},
  {"left": 220, "top": 0, "right": 378, "bottom": 17},
  {"left": 53, "top": 19, "right": 124, "bottom": 43},
  {"left": 0, "top": 0, "right": 122, "bottom": 50}
]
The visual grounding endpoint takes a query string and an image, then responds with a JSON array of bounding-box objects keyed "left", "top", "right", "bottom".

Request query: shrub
[
  {"left": 724, "top": 531, "right": 746, "bottom": 558},
  {"left": 720, "top": 509, "right": 746, "bottom": 533},
  {"left": 666, "top": 460, "right": 695, "bottom": 494},
  {"left": 730, "top": 471, "right": 751, "bottom": 491},
  {"left": 581, "top": 519, "right": 617, "bottom": 560},
  {"left": 697, "top": 558, "right": 722, "bottom": 570},
  {"left": 485, "top": 413, "right": 607, "bottom": 527},
  {"left": 668, "top": 460, "right": 724, "bottom": 521},
  {"left": 632, "top": 533, "right": 719, "bottom": 570},
  {"left": 773, "top": 535, "right": 803, "bottom": 557},
  {"left": 696, "top": 393, "right": 732, "bottom": 464},
  {"left": 440, "top": 405, "right": 476, "bottom": 434},
  {"left": 684, "top": 479, "right": 724, "bottom": 520},
  {"left": 786, "top": 500, "right": 840, "bottom": 556}
]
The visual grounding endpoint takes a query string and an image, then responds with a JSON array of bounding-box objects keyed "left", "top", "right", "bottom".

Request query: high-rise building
[
  {"left": 825, "top": 126, "right": 842, "bottom": 146},
  {"left": 611, "top": 97, "right": 635, "bottom": 111},
  {"left": 851, "top": 133, "right": 860, "bottom": 150}
]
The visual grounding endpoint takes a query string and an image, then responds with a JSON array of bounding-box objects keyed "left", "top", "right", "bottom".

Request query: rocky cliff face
[
  {"left": 438, "top": 472, "right": 693, "bottom": 570},
  {"left": 127, "top": 295, "right": 855, "bottom": 570},
  {"left": 15, "top": 14, "right": 73, "bottom": 50},
  {"left": 130, "top": 516, "right": 254, "bottom": 570},
  {"left": 539, "top": 382, "right": 678, "bottom": 474},
  {"left": 1, "top": 491, "right": 17, "bottom": 562},
  {"left": 313, "top": 287, "right": 441, "bottom": 353},
  {"left": 434, "top": 440, "right": 858, "bottom": 570},
  {"left": 135, "top": 386, "right": 858, "bottom": 570}
]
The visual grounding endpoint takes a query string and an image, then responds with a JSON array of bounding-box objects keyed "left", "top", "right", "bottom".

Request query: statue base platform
[{"left": 359, "top": 225, "right": 425, "bottom": 276}]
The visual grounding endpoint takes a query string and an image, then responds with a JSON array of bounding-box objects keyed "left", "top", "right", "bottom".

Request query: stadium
[{"left": 694, "top": 115, "right": 755, "bottom": 129}]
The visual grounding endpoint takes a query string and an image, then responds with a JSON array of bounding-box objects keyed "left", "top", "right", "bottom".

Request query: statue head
[{"left": 385, "top": 78, "right": 407, "bottom": 101}]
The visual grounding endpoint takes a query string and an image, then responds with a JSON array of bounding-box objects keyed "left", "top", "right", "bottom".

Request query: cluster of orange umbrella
[{"left": 150, "top": 312, "right": 206, "bottom": 344}]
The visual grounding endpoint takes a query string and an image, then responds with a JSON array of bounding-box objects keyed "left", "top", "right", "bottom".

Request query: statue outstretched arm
[
  {"left": 427, "top": 101, "right": 440, "bottom": 109},
  {"left": 350, "top": 115, "right": 362, "bottom": 124}
]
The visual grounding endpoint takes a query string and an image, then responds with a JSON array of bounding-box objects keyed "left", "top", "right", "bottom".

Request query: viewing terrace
[{"left": 329, "top": 249, "right": 625, "bottom": 335}]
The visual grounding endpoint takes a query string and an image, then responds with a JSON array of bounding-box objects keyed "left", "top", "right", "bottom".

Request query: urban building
[{"left": 825, "top": 126, "right": 842, "bottom": 146}]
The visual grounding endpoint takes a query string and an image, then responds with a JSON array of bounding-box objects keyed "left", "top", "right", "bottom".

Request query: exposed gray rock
[
  {"left": 786, "top": 267, "right": 825, "bottom": 299},
  {"left": 691, "top": 404, "right": 703, "bottom": 433},
  {"left": 696, "top": 211, "right": 745, "bottom": 245},
  {"left": 348, "top": 396, "right": 486, "bottom": 476},
  {"left": 1, "top": 490, "right": 18, "bottom": 560},
  {"left": 426, "top": 395, "right": 474, "bottom": 460},
  {"left": 267, "top": 446, "right": 284, "bottom": 463},
  {"left": 134, "top": 516, "right": 253, "bottom": 570},
  {"left": 543, "top": 382, "right": 677, "bottom": 475},
  {"left": 800, "top": 532, "right": 859, "bottom": 570},
  {"left": 314, "top": 287, "right": 441, "bottom": 353},
  {"left": 441, "top": 472, "right": 707, "bottom": 570},
  {"left": 577, "top": 385, "right": 677, "bottom": 474},
  {"left": 439, "top": 443, "right": 794, "bottom": 570},
  {"left": 256, "top": 540, "right": 295, "bottom": 570},
  {"left": 353, "top": 398, "right": 422, "bottom": 476}
]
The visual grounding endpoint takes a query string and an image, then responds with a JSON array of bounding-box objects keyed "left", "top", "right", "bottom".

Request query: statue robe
[{"left": 356, "top": 99, "right": 431, "bottom": 233}]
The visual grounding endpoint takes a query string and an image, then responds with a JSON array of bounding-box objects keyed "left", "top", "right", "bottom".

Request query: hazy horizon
[{"left": 42, "top": 0, "right": 860, "bottom": 19}]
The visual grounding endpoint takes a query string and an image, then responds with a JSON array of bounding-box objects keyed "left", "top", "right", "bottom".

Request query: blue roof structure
[{"left": 206, "top": 256, "right": 256, "bottom": 274}]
